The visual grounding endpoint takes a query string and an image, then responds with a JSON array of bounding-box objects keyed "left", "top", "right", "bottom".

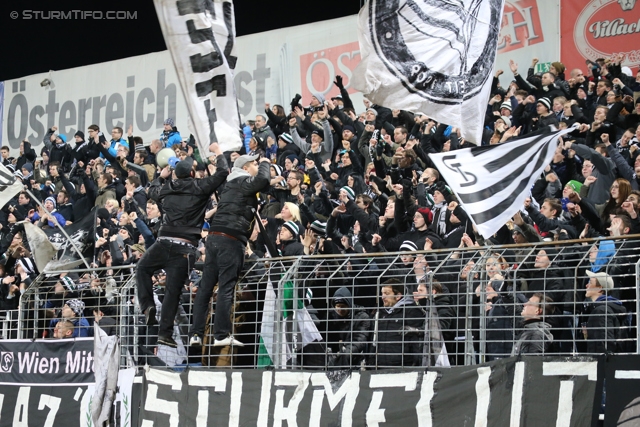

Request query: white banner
[
  {"left": 2, "top": 4, "right": 559, "bottom": 156},
  {"left": 154, "top": 0, "right": 241, "bottom": 155}
]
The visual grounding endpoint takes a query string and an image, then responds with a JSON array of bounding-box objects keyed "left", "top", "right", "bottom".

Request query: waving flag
[
  {"left": 0, "top": 163, "right": 23, "bottom": 209},
  {"left": 430, "top": 127, "right": 576, "bottom": 238},
  {"left": 352, "top": 0, "right": 505, "bottom": 144},
  {"left": 154, "top": 0, "right": 242, "bottom": 155}
]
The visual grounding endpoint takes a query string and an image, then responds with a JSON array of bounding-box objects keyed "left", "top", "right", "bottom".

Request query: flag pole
[{"left": 25, "top": 189, "right": 92, "bottom": 270}]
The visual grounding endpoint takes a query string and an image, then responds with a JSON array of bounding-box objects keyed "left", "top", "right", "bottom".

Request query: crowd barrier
[{"left": 12, "top": 235, "right": 640, "bottom": 370}]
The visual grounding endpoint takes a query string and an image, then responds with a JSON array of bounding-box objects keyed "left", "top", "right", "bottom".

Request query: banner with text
[
  {"left": 561, "top": 0, "right": 640, "bottom": 74},
  {"left": 0, "top": 339, "right": 135, "bottom": 427},
  {"left": 140, "top": 357, "right": 597, "bottom": 427}
]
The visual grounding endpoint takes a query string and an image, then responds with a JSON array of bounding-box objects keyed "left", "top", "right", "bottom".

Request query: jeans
[
  {"left": 136, "top": 239, "right": 195, "bottom": 339},
  {"left": 190, "top": 234, "right": 245, "bottom": 340}
]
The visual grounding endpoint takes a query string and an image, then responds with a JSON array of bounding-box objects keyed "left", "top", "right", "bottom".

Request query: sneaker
[
  {"left": 157, "top": 335, "right": 177, "bottom": 348},
  {"left": 213, "top": 335, "right": 244, "bottom": 347},
  {"left": 189, "top": 334, "right": 202, "bottom": 347},
  {"left": 145, "top": 306, "right": 157, "bottom": 327}
]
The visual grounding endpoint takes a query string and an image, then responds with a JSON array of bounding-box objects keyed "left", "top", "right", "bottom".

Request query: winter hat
[
  {"left": 48, "top": 183, "right": 56, "bottom": 194},
  {"left": 341, "top": 186, "right": 355, "bottom": 200},
  {"left": 537, "top": 97, "right": 551, "bottom": 111},
  {"left": 45, "top": 196, "right": 57, "bottom": 208},
  {"left": 56, "top": 134, "right": 67, "bottom": 144},
  {"left": 366, "top": 108, "right": 378, "bottom": 117},
  {"left": 586, "top": 270, "right": 614, "bottom": 291},
  {"left": 74, "top": 131, "right": 85, "bottom": 139},
  {"left": 499, "top": 116, "right": 512, "bottom": 128},
  {"left": 551, "top": 61, "right": 566, "bottom": 74},
  {"left": 312, "top": 93, "right": 326, "bottom": 105},
  {"left": 5, "top": 164, "right": 15, "bottom": 172},
  {"left": 311, "top": 128, "right": 324, "bottom": 139},
  {"left": 278, "top": 133, "right": 293, "bottom": 144},
  {"left": 271, "top": 164, "right": 283, "bottom": 176},
  {"left": 286, "top": 154, "right": 299, "bottom": 164},
  {"left": 310, "top": 220, "right": 327, "bottom": 236},
  {"left": 400, "top": 240, "right": 419, "bottom": 252},
  {"left": 13, "top": 170, "right": 24, "bottom": 180},
  {"left": 163, "top": 118, "right": 175, "bottom": 127},
  {"left": 282, "top": 221, "right": 299, "bottom": 238},
  {"left": 343, "top": 125, "right": 356, "bottom": 134},
  {"left": 65, "top": 298, "right": 85, "bottom": 317},
  {"left": 500, "top": 102, "right": 512, "bottom": 112},
  {"left": 417, "top": 207, "right": 434, "bottom": 225},
  {"left": 434, "top": 182, "right": 454, "bottom": 202},
  {"left": 565, "top": 180, "right": 583, "bottom": 193},
  {"left": 22, "top": 163, "right": 33, "bottom": 173},
  {"left": 331, "top": 94, "right": 343, "bottom": 101}
]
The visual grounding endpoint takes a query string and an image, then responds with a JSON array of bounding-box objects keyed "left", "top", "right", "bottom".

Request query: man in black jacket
[
  {"left": 328, "top": 287, "right": 372, "bottom": 368},
  {"left": 136, "top": 144, "right": 228, "bottom": 348},
  {"left": 371, "top": 279, "right": 425, "bottom": 367},
  {"left": 190, "top": 153, "right": 271, "bottom": 347}
]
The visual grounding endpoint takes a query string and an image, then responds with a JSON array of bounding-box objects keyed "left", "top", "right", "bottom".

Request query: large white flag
[
  {"left": 430, "top": 127, "right": 575, "bottom": 239},
  {"left": 0, "top": 164, "right": 23, "bottom": 209},
  {"left": 352, "top": 0, "right": 505, "bottom": 144},
  {"left": 154, "top": 0, "right": 242, "bottom": 155}
]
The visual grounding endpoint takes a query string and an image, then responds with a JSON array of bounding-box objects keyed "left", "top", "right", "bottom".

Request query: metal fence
[{"left": 14, "top": 235, "right": 640, "bottom": 370}]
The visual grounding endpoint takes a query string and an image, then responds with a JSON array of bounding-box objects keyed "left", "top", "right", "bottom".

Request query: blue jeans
[
  {"left": 190, "top": 234, "right": 245, "bottom": 340},
  {"left": 136, "top": 239, "right": 195, "bottom": 339}
]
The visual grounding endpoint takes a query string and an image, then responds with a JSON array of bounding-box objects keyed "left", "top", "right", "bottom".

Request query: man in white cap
[{"left": 583, "top": 270, "right": 627, "bottom": 354}]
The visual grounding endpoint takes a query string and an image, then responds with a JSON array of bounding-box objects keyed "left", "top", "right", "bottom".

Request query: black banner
[
  {"left": 44, "top": 206, "right": 95, "bottom": 263},
  {"left": 0, "top": 338, "right": 94, "bottom": 385},
  {"left": 0, "top": 339, "right": 94, "bottom": 427},
  {"left": 139, "top": 356, "right": 598, "bottom": 427},
  {"left": 603, "top": 355, "right": 640, "bottom": 426}
]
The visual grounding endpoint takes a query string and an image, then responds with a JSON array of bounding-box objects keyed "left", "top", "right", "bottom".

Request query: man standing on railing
[
  {"left": 189, "top": 153, "right": 271, "bottom": 348},
  {"left": 136, "top": 143, "right": 228, "bottom": 348}
]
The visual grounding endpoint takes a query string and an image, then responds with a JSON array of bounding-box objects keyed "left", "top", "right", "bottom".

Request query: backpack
[{"left": 606, "top": 305, "right": 632, "bottom": 353}]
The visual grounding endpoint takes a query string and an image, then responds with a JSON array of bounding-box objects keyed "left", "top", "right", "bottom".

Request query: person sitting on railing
[
  {"left": 327, "top": 287, "right": 372, "bottom": 368},
  {"left": 582, "top": 271, "right": 628, "bottom": 354},
  {"left": 511, "top": 293, "right": 554, "bottom": 356},
  {"left": 370, "top": 279, "right": 425, "bottom": 368}
]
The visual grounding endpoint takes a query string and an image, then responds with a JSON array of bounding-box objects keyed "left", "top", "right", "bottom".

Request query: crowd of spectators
[{"left": 0, "top": 53, "right": 639, "bottom": 367}]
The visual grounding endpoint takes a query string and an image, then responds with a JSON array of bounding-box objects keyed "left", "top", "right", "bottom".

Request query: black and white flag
[
  {"left": 352, "top": 0, "right": 505, "bottom": 144},
  {"left": 0, "top": 164, "right": 24, "bottom": 209},
  {"left": 154, "top": 0, "right": 242, "bottom": 155},
  {"left": 430, "top": 127, "right": 575, "bottom": 239}
]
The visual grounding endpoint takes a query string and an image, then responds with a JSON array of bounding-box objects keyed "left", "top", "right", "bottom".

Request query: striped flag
[
  {"left": 0, "top": 164, "right": 24, "bottom": 209},
  {"left": 429, "top": 127, "right": 576, "bottom": 238}
]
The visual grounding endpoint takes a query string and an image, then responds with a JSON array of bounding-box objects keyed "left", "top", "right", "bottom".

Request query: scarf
[{"left": 432, "top": 201, "right": 447, "bottom": 236}]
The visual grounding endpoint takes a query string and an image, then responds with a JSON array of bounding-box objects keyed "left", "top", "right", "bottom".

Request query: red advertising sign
[
  {"left": 498, "top": 0, "right": 545, "bottom": 54},
  {"left": 561, "top": 0, "right": 640, "bottom": 73},
  {"left": 299, "top": 41, "right": 361, "bottom": 105}
]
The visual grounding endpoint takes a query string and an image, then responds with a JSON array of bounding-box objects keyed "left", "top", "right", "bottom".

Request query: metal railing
[{"left": 13, "top": 235, "right": 640, "bottom": 370}]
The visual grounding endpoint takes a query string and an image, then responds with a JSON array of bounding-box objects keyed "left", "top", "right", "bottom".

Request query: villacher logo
[
  {"left": 0, "top": 352, "right": 14, "bottom": 373},
  {"left": 368, "top": 0, "right": 503, "bottom": 105}
]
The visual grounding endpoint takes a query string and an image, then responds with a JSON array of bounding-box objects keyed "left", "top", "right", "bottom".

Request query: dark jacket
[
  {"left": 511, "top": 319, "right": 553, "bottom": 355},
  {"left": 328, "top": 287, "right": 372, "bottom": 367},
  {"left": 585, "top": 295, "right": 627, "bottom": 354},
  {"left": 149, "top": 155, "right": 228, "bottom": 245},
  {"left": 371, "top": 297, "right": 425, "bottom": 367},
  {"left": 210, "top": 161, "right": 271, "bottom": 244}
]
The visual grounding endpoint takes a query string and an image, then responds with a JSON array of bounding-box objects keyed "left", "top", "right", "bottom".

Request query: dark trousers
[
  {"left": 136, "top": 239, "right": 195, "bottom": 339},
  {"left": 190, "top": 234, "right": 245, "bottom": 340}
]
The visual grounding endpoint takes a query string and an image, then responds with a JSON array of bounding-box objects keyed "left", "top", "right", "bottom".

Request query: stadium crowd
[{"left": 0, "top": 53, "right": 639, "bottom": 368}]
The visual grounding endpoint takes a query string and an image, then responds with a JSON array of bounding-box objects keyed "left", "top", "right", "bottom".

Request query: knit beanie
[
  {"left": 341, "top": 186, "right": 355, "bottom": 200},
  {"left": 400, "top": 240, "right": 418, "bottom": 252},
  {"left": 45, "top": 196, "right": 57, "bottom": 208},
  {"left": 282, "top": 221, "right": 299, "bottom": 238},
  {"left": 565, "top": 180, "right": 583, "bottom": 193},
  {"left": 417, "top": 207, "right": 434, "bottom": 225},
  {"left": 537, "top": 97, "right": 551, "bottom": 111}
]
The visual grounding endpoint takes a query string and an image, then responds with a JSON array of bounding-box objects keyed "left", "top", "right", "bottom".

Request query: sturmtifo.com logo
[{"left": 0, "top": 352, "right": 14, "bottom": 373}]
